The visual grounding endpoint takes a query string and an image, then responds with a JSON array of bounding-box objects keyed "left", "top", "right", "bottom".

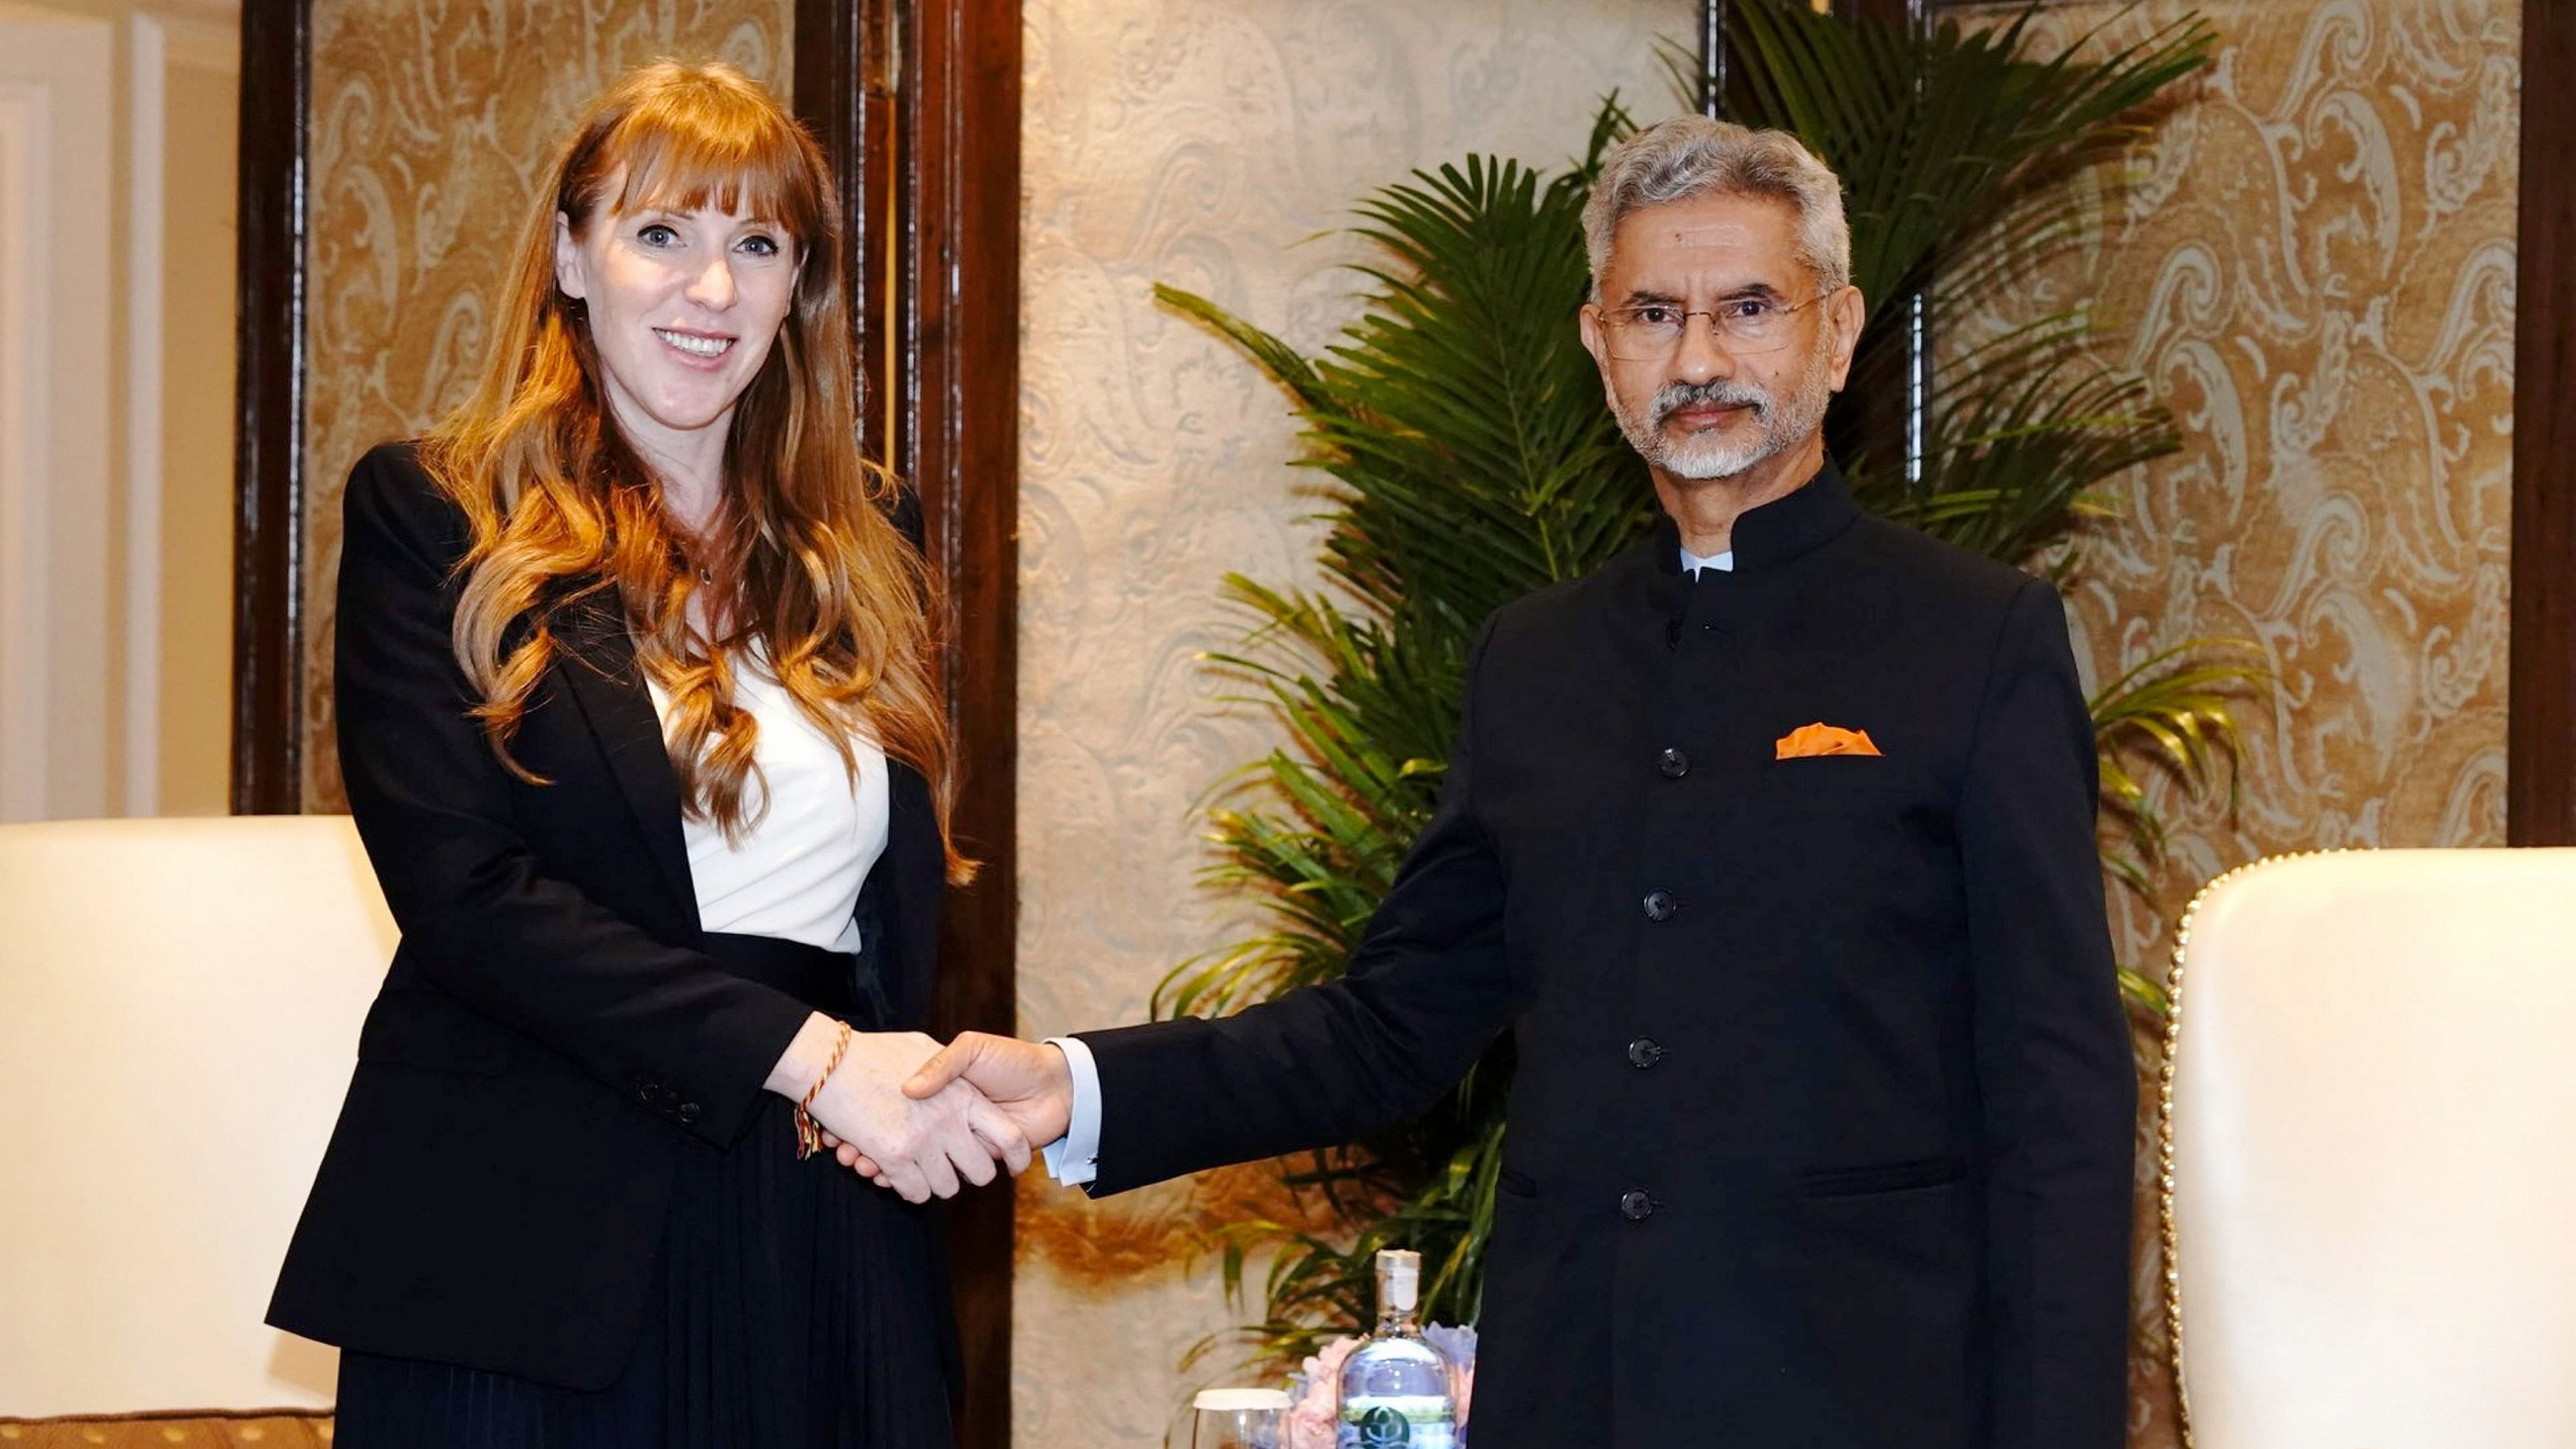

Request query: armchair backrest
[
  {"left": 2162, "top": 848, "right": 2576, "bottom": 1447},
  {"left": 0, "top": 817, "right": 392, "bottom": 1416}
]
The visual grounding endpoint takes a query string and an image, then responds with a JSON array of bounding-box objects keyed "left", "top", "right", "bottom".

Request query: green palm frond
[
  {"left": 1182, "top": 1117, "right": 1509, "bottom": 1373},
  {"left": 1721, "top": 1, "right": 2210, "bottom": 524},
  {"left": 1724, "top": 0, "right": 2214, "bottom": 320},
  {"left": 2118, "top": 967, "right": 2172, "bottom": 1015},
  {"left": 1853, "top": 314, "right": 2183, "bottom": 560},
  {"left": 2092, "top": 638, "right": 2268, "bottom": 879},
  {"left": 1158, "top": 151, "right": 1653, "bottom": 644}
]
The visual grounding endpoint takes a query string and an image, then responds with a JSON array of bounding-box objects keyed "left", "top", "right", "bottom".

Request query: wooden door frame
[
  {"left": 2510, "top": 0, "right": 2576, "bottom": 845},
  {"left": 795, "top": 2, "right": 1022, "bottom": 1444},
  {"left": 230, "top": 0, "right": 309, "bottom": 815}
]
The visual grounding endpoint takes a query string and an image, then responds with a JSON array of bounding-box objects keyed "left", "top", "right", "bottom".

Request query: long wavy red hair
[{"left": 423, "top": 60, "right": 969, "bottom": 883}]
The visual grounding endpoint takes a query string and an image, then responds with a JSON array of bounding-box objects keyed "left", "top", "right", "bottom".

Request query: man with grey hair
[
  {"left": 1580, "top": 116, "right": 1857, "bottom": 502},
  {"left": 908, "top": 115, "right": 2134, "bottom": 1448}
]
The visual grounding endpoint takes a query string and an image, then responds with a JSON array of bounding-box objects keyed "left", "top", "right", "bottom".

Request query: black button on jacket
[{"left": 1076, "top": 462, "right": 2134, "bottom": 1449}]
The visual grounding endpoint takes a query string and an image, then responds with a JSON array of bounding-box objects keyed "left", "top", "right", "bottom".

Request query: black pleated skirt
[{"left": 333, "top": 934, "right": 953, "bottom": 1449}]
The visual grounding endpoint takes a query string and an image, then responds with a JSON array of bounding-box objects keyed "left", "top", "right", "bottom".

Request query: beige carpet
[{"left": 0, "top": 1412, "right": 331, "bottom": 1446}]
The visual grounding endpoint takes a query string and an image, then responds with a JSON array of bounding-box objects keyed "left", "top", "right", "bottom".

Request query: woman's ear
[{"left": 552, "top": 211, "right": 586, "bottom": 301}]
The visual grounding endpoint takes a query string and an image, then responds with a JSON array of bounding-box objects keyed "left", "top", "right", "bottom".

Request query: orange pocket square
[{"left": 1775, "top": 722, "right": 1883, "bottom": 760}]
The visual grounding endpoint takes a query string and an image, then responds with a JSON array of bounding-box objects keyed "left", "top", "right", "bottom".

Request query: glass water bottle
[{"left": 1336, "top": 1249, "right": 1456, "bottom": 1448}]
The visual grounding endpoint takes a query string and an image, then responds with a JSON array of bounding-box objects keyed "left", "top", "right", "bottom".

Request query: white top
[
  {"left": 1681, "top": 545, "right": 1736, "bottom": 576},
  {"left": 1043, "top": 542, "right": 1739, "bottom": 1187},
  {"left": 645, "top": 654, "right": 889, "bottom": 955}
]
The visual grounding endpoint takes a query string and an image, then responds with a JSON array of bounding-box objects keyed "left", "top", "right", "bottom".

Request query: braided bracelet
[{"left": 793, "top": 1021, "right": 855, "bottom": 1161}]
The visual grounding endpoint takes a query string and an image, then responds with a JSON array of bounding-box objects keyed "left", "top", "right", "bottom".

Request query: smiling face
[
  {"left": 1578, "top": 189, "right": 1863, "bottom": 486},
  {"left": 552, "top": 187, "right": 799, "bottom": 470}
]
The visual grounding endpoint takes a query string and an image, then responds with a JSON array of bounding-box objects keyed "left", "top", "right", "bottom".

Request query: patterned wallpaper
[
  {"left": 1954, "top": 1, "right": 2521, "bottom": 1442},
  {"left": 1012, "top": 0, "right": 1691, "bottom": 1440},
  {"left": 299, "top": 0, "right": 792, "bottom": 809}
]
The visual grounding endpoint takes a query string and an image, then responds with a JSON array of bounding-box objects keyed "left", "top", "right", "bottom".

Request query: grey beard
[{"left": 1617, "top": 357, "right": 1835, "bottom": 480}]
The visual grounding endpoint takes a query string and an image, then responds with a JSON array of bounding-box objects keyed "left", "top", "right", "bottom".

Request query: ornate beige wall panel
[
  {"left": 300, "top": 0, "right": 791, "bottom": 809},
  {"left": 1014, "top": 0, "right": 1690, "bottom": 1440},
  {"left": 1956, "top": 1, "right": 2519, "bottom": 1442}
]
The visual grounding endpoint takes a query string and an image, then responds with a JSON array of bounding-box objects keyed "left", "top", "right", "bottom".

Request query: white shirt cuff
[{"left": 1039, "top": 1035, "right": 1103, "bottom": 1187}]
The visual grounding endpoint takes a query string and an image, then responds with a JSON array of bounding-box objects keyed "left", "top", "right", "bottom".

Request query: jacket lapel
[
  {"left": 544, "top": 590, "right": 943, "bottom": 1007},
  {"left": 551, "top": 594, "right": 699, "bottom": 923}
]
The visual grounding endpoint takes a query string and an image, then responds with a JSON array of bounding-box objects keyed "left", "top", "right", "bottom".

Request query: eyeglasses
[{"left": 1599, "top": 294, "right": 1831, "bottom": 360}]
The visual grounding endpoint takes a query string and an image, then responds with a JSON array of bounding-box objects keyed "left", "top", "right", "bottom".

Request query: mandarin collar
[
  {"left": 1645, "top": 457, "right": 1861, "bottom": 577},
  {"left": 1626, "top": 458, "right": 1861, "bottom": 625}
]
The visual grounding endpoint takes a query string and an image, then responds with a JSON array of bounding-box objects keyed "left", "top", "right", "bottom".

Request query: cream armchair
[
  {"left": 0, "top": 816, "right": 392, "bottom": 1418},
  {"left": 2160, "top": 848, "right": 2576, "bottom": 1448}
]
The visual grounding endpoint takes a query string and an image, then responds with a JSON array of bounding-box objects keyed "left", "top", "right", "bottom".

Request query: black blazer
[
  {"left": 266, "top": 442, "right": 951, "bottom": 1390},
  {"left": 1075, "top": 464, "right": 2134, "bottom": 1449}
]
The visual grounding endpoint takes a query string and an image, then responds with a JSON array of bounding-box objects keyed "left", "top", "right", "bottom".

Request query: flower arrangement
[{"left": 1281, "top": 1326, "right": 1478, "bottom": 1449}]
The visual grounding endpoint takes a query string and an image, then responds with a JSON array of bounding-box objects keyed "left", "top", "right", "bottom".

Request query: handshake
[{"left": 765, "top": 1016, "right": 1074, "bottom": 1203}]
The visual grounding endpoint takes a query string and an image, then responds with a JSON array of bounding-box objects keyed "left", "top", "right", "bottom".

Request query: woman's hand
[
  {"left": 768, "top": 1016, "right": 1031, "bottom": 1202},
  {"left": 829, "top": 1032, "right": 1074, "bottom": 1183}
]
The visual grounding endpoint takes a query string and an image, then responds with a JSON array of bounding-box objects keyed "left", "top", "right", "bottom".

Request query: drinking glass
[{"left": 1190, "top": 1387, "right": 1290, "bottom": 1449}]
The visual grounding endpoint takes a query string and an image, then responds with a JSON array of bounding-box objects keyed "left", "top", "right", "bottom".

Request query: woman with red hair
[{"left": 267, "top": 61, "right": 1019, "bottom": 1447}]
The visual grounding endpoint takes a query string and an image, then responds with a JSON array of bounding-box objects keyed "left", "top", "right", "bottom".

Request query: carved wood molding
[
  {"left": 2511, "top": 0, "right": 2576, "bottom": 843},
  {"left": 797, "top": 3, "right": 1022, "bottom": 1442},
  {"left": 230, "top": 0, "right": 311, "bottom": 813}
]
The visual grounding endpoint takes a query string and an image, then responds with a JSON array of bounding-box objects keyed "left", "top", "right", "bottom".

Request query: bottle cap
[
  {"left": 1378, "top": 1248, "right": 1421, "bottom": 1312},
  {"left": 1194, "top": 1388, "right": 1293, "bottom": 1412}
]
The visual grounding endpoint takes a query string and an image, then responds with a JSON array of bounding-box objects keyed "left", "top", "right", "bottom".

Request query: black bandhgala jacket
[
  {"left": 1076, "top": 462, "right": 2134, "bottom": 1449},
  {"left": 266, "top": 443, "right": 952, "bottom": 1390}
]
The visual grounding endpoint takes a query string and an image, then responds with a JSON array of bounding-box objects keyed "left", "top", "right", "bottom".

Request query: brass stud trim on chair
[{"left": 2155, "top": 848, "right": 2348, "bottom": 1449}]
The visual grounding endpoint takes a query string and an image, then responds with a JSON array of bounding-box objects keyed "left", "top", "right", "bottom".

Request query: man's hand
[
  {"left": 904, "top": 1032, "right": 1075, "bottom": 1144},
  {"left": 827, "top": 1033, "right": 1076, "bottom": 1183},
  {"left": 781, "top": 1024, "right": 1033, "bottom": 1203}
]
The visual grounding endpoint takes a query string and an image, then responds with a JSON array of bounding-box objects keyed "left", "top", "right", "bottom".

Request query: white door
[
  {"left": 0, "top": 5, "right": 235, "bottom": 821},
  {"left": 0, "top": 10, "right": 113, "bottom": 822}
]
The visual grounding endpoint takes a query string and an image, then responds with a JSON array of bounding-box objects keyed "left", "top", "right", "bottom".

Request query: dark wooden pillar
[
  {"left": 793, "top": 0, "right": 903, "bottom": 473},
  {"left": 1696, "top": 0, "right": 1728, "bottom": 116},
  {"left": 1843, "top": 0, "right": 1929, "bottom": 482},
  {"left": 905, "top": 3, "right": 1021, "bottom": 1446},
  {"left": 2511, "top": 0, "right": 2576, "bottom": 844},
  {"left": 797, "top": 4, "right": 1023, "bottom": 1443},
  {"left": 230, "top": 0, "right": 314, "bottom": 814}
]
